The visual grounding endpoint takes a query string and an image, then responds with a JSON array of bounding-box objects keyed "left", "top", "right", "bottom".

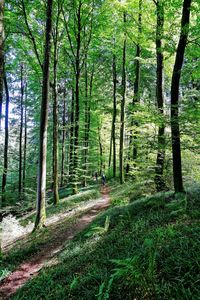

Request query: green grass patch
[{"left": 12, "top": 186, "right": 200, "bottom": 300}]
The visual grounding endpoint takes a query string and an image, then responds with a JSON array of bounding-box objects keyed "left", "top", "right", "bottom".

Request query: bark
[
  {"left": 132, "top": 0, "right": 142, "bottom": 160},
  {"left": 171, "top": 0, "right": 192, "bottom": 193},
  {"left": 98, "top": 126, "right": 103, "bottom": 175},
  {"left": 19, "top": 64, "right": 24, "bottom": 199},
  {"left": 119, "top": 12, "right": 127, "bottom": 185},
  {"left": 112, "top": 48, "right": 117, "bottom": 177},
  {"left": 73, "top": 1, "right": 82, "bottom": 194},
  {"left": 23, "top": 82, "right": 27, "bottom": 193},
  {"left": 34, "top": 0, "right": 53, "bottom": 229},
  {"left": 83, "top": 58, "right": 88, "bottom": 187},
  {"left": 127, "top": 0, "right": 142, "bottom": 173},
  {"left": 60, "top": 90, "right": 66, "bottom": 187},
  {"left": 155, "top": 0, "right": 167, "bottom": 191},
  {"left": 0, "top": 0, "right": 4, "bottom": 129},
  {"left": 52, "top": 9, "right": 60, "bottom": 205},
  {"left": 1, "top": 72, "right": 9, "bottom": 205},
  {"left": 69, "top": 87, "right": 75, "bottom": 179}
]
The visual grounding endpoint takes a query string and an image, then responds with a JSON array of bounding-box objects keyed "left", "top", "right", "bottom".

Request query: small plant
[{"left": 85, "top": 216, "right": 110, "bottom": 237}]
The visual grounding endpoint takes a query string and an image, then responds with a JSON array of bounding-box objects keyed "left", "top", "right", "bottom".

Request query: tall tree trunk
[
  {"left": 23, "top": 82, "right": 27, "bottom": 194},
  {"left": 109, "top": 43, "right": 117, "bottom": 177},
  {"left": 52, "top": 10, "right": 60, "bottom": 205},
  {"left": 73, "top": 2, "right": 82, "bottom": 194},
  {"left": 119, "top": 12, "right": 127, "bottom": 184},
  {"left": 132, "top": 0, "right": 142, "bottom": 161},
  {"left": 155, "top": 0, "right": 166, "bottom": 191},
  {"left": 69, "top": 87, "right": 75, "bottom": 179},
  {"left": 112, "top": 49, "right": 117, "bottom": 178},
  {"left": 34, "top": 0, "right": 53, "bottom": 229},
  {"left": 83, "top": 58, "right": 88, "bottom": 187},
  {"left": 98, "top": 126, "right": 103, "bottom": 175},
  {"left": 61, "top": 90, "right": 66, "bottom": 187},
  {"left": 126, "top": 0, "right": 142, "bottom": 174},
  {"left": 1, "top": 72, "right": 9, "bottom": 205},
  {"left": 171, "top": 0, "right": 192, "bottom": 193},
  {"left": 19, "top": 64, "right": 24, "bottom": 199},
  {"left": 0, "top": 0, "right": 4, "bottom": 129},
  {"left": 108, "top": 128, "right": 112, "bottom": 168}
]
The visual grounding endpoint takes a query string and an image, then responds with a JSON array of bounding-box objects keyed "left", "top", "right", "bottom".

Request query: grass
[
  {"left": 0, "top": 187, "right": 100, "bottom": 280},
  {"left": 10, "top": 183, "right": 200, "bottom": 300},
  {"left": 20, "top": 188, "right": 100, "bottom": 226}
]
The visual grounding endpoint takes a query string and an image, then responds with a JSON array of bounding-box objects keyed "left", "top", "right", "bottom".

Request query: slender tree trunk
[
  {"left": 61, "top": 90, "right": 66, "bottom": 187},
  {"left": 171, "top": 0, "right": 192, "bottom": 193},
  {"left": 119, "top": 12, "right": 127, "bottom": 184},
  {"left": 73, "top": 2, "right": 81, "bottom": 194},
  {"left": 34, "top": 0, "right": 53, "bottom": 229},
  {"left": 52, "top": 12, "right": 60, "bottom": 205},
  {"left": 126, "top": 0, "right": 142, "bottom": 174},
  {"left": 132, "top": 0, "right": 142, "bottom": 161},
  {"left": 19, "top": 64, "right": 24, "bottom": 199},
  {"left": 112, "top": 50, "right": 117, "bottom": 178},
  {"left": 98, "top": 126, "right": 103, "bottom": 175},
  {"left": 155, "top": 0, "right": 166, "bottom": 191},
  {"left": 23, "top": 82, "right": 27, "bottom": 194},
  {"left": 83, "top": 58, "right": 88, "bottom": 187},
  {"left": 69, "top": 87, "right": 75, "bottom": 179},
  {"left": 1, "top": 72, "right": 9, "bottom": 205},
  {"left": 109, "top": 43, "right": 117, "bottom": 174},
  {"left": 108, "top": 129, "right": 112, "bottom": 168},
  {"left": 0, "top": 0, "right": 4, "bottom": 129}
]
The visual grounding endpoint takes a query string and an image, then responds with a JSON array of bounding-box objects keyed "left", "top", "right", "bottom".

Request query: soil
[{"left": 0, "top": 187, "right": 110, "bottom": 299}]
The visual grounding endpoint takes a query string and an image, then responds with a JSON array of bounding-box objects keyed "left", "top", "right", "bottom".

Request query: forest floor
[{"left": 0, "top": 187, "right": 110, "bottom": 299}]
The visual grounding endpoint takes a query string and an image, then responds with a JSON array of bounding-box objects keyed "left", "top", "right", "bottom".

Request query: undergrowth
[{"left": 11, "top": 184, "right": 200, "bottom": 300}]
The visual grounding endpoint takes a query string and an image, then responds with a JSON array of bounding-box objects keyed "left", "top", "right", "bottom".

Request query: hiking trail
[{"left": 0, "top": 187, "right": 110, "bottom": 299}]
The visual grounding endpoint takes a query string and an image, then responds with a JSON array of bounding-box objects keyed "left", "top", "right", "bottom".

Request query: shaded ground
[{"left": 0, "top": 187, "right": 110, "bottom": 299}]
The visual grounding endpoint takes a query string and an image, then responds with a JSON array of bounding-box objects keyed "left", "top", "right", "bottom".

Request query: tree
[
  {"left": 1, "top": 71, "right": 9, "bottom": 205},
  {"left": 0, "top": 0, "right": 4, "bottom": 129},
  {"left": 171, "top": 0, "right": 192, "bottom": 193},
  {"left": 154, "top": 0, "right": 166, "bottom": 191},
  {"left": 19, "top": 63, "right": 24, "bottom": 199},
  {"left": 119, "top": 12, "right": 127, "bottom": 184},
  {"left": 52, "top": 1, "right": 62, "bottom": 205},
  {"left": 34, "top": 0, "right": 53, "bottom": 229}
]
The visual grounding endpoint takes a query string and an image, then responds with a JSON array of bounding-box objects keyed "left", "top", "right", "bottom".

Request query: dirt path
[{"left": 0, "top": 187, "right": 110, "bottom": 299}]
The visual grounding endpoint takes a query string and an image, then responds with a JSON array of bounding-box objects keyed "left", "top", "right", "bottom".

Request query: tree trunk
[
  {"left": 112, "top": 50, "right": 117, "bottom": 178},
  {"left": 119, "top": 12, "right": 127, "bottom": 185},
  {"left": 132, "top": 0, "right": 142, "bottom": 159},
  {"left": 69, "top": 87, "right": 75, "bottom": 179},
  {"left": 171, "top": 0, "right": 192, "bottom": 193},
  {"left": 23, "top": 82, "right": 27, "bottom": 194},
  {"left": 126, "top": 0, "right": 142, "bottom": 173},
  {"left": 52, "top": 11, "right": 60, "bottom": 205},
  {"left": 98, "top": 126, "right": 103, "bottom": 175},
  {"left": 73, "top": 2, "right": 81, "bottom": 194},
  {"left": 0, "top": 0, "right": 4, "bottom": 129},
  {"left": 109, "top": 44, "right": 117, "bottom": 177},
  {"left": 19, "top": 64, "right": 24, "bottom": 199},
  {"left": 34, "top": 0, "right": 53, "bottom": 229},
  {"left": 83, "top": 58, "right": 88, "bottom": 187},
  {"left": 155, "top": 0, "right": 166, "bottom": 191},
  {"left": 1, "top": 72, "right": 9, "bottom": 205},
  {"left": 61, "top": 90, "right": 66, "bottom": 187}
]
